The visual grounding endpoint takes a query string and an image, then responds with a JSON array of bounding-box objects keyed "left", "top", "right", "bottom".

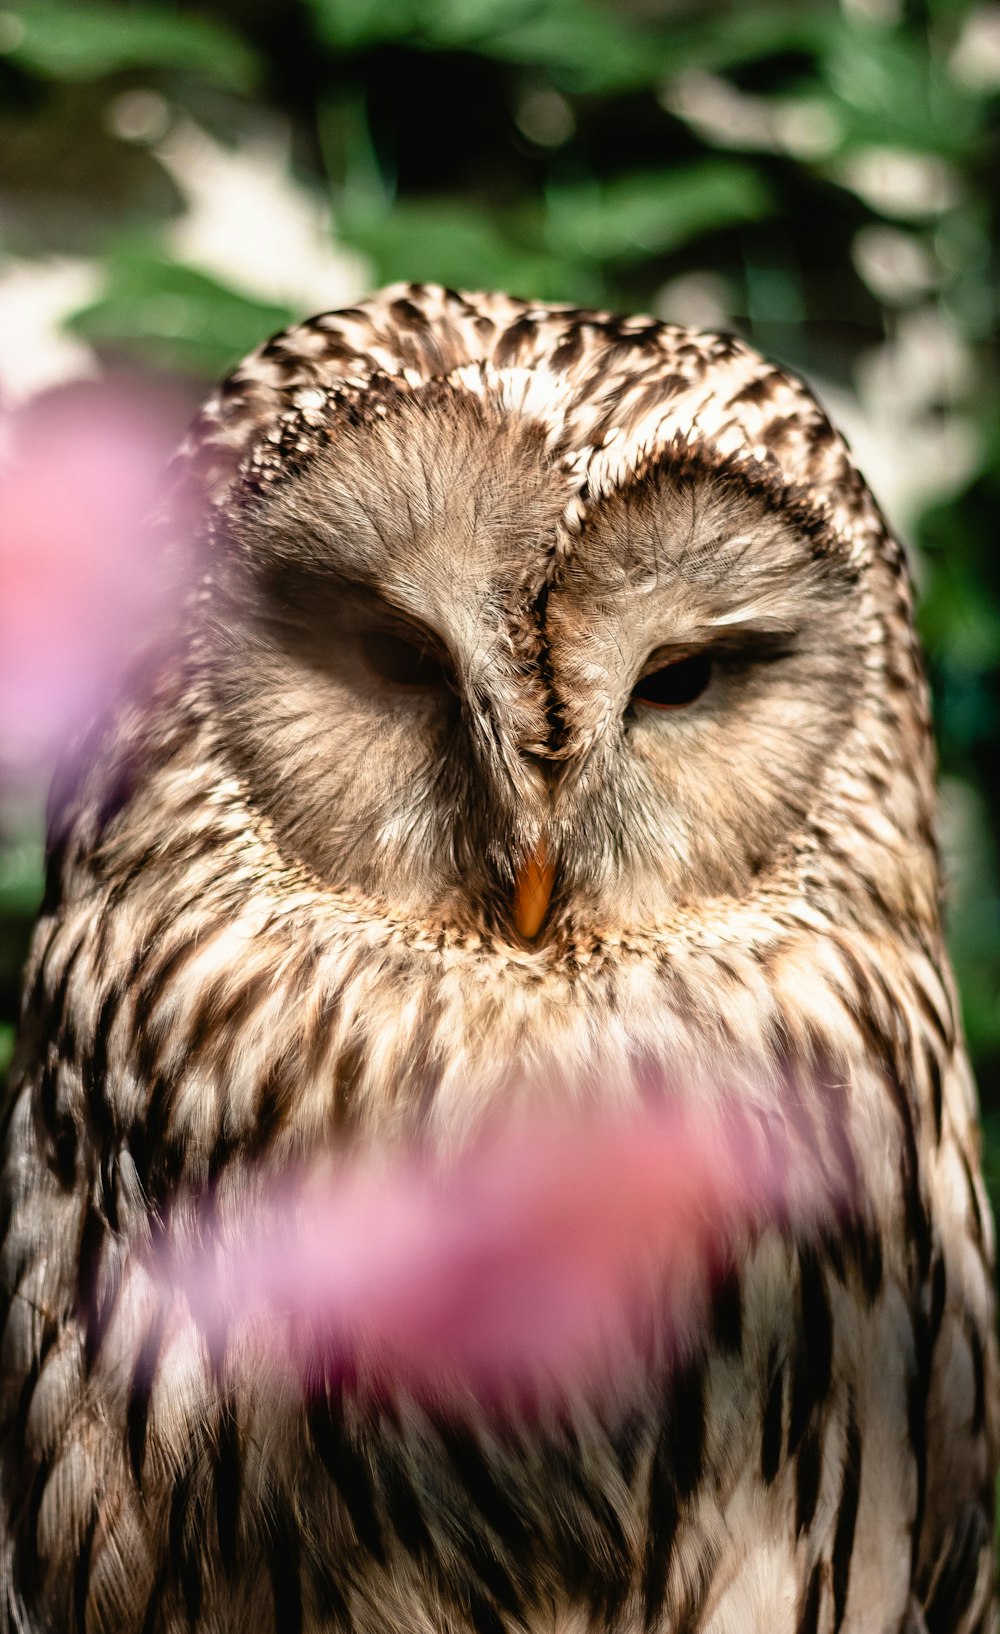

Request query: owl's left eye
[
  {"left": 362, "top": 631, "right": 449, "bottom": 691},
  {"left": 632, "top": 652, "right": 713, "bottom": 710}
]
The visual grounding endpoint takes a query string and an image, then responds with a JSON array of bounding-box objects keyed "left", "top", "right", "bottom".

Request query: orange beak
[{"left": 512, "top": 841, "right": 555, "bottom": 942}]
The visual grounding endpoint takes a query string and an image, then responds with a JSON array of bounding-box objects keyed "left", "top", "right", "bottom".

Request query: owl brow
[
  {"left": 645, "top": 621, "right": 799, "bottom": 667},
  {"left": 710, "top": 608, "right": 806, "bottom": 654},
  {"left": 705, "top": 609, "right": 799, "bottom": 636},
  {"left": 255, "top": 555, "right": 448, "bottom": 648},
  {"left": 707, "top": 624, "right": 801, "bottom": 661}
]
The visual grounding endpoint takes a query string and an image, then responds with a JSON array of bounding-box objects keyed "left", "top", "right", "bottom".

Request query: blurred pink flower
[
  {"left": 154, "top": 1097, "right": 833, "bottom": 1407},
  {"left": 0, "top": 381, "right": 188, "bottom": 777}
]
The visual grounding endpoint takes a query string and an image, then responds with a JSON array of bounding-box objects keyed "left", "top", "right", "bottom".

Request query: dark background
[{"left": 1, "top": 0, "right": 997, "bottom": 1191}]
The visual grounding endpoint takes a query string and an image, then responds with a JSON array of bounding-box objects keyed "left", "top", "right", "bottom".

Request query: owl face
[{"left": 204, "top": 374, "right": 869, "bottom": 948}]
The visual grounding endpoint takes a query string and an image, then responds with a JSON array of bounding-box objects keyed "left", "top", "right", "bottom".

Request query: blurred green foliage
[
  {"left": 0, "top": 4, "right": 258, "bottom": 86},
  {"left": 0, "top": 0, "right": 997, "bottom": 1140}
]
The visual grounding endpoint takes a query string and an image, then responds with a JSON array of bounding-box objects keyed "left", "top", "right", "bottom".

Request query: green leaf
[
  {"left": 309, "top": 0, "right": 426, "bottom": 52},
  {"left": 820, "top": 25, "right": 982, "bottom": 161},
  {"left": 67, "top": 247, "right": 295, "bottom": 379},
  {"left": 0, "top": 833, "right": 43, "bottom": 918},
  {"left": 920, "top": 559, "right": 1000, "bottom": 672},
  {"left": 0, "top": 4, "right": 259, "bottom": 90},
  {"left": 938, "top": 778, "right": 1000, "bottom": 1075},
  {"left": 444, "top": 1, "right": 663, "bottom": 92},
  {"left": 0, "top": 1024, "right": 14, "bottom": 1082},
  {"left": 340, "top": 198, "right": 594, "bottom": 303},
  {"left": 547, "top": 163, "right": 773, "bottom": 263},
  {"left": 651, "top": 7, "right": 840, "bottom": 78},
  {"left": 310, "top": 0, "right": 673, "bottom": 92}
]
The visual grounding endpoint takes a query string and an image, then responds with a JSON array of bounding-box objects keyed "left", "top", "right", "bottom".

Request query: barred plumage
[{"left": 1, "top": 284, "right": 995, "bottom": 1633}]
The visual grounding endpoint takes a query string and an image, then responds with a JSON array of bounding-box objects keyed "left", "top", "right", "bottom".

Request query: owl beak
[{"left": 512, "top": 841, "right": 555, "bottom": 942}]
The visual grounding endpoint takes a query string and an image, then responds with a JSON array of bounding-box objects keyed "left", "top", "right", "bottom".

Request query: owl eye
[
  {"left": 632, "top": 652, "right": 713, "bottom": 710},
  {"left": 362, "top": 631, "right": 449, "bottom": 690}
]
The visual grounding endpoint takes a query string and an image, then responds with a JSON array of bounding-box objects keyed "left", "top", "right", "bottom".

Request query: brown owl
[{"left": 1, "top": 284, "right": 996, "bottom": 1634}]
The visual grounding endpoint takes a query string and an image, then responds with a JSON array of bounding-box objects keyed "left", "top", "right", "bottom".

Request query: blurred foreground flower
[
  {"left": 0, "top": 382, "right": 185, "bottom": 779},
  {"left": 151, "top": 1097, "right": 838, "bottom": 1408}
]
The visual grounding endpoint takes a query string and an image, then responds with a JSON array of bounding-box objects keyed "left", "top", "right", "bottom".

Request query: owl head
[{"left": 173, "top": 283, "right": 934, "bottom": 960}]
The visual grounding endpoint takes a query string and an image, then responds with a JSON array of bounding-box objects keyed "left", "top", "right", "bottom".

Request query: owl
[{"left": 1, "top": 283, "right": 996, "bottom": 1634}]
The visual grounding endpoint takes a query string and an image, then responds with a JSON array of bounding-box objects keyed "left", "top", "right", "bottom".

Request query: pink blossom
[
  {"left": 155, "top": 1097, "right": 835, "bottom": 1407},
  {"left": 0, "top": 381, "right": 188, "bottom": 779}
]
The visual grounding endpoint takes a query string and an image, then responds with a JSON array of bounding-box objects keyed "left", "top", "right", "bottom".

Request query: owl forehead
[
  {"left": 192, "top": 285, "right": 886, "bottom": 578},
  {"left": 231, "top": 385, "right": 565, "bottom": 611}
]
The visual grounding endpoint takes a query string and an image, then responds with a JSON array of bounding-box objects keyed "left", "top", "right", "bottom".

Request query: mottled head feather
[{"left": 183, "top": 283, "right": 888, "bottom": 557}]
